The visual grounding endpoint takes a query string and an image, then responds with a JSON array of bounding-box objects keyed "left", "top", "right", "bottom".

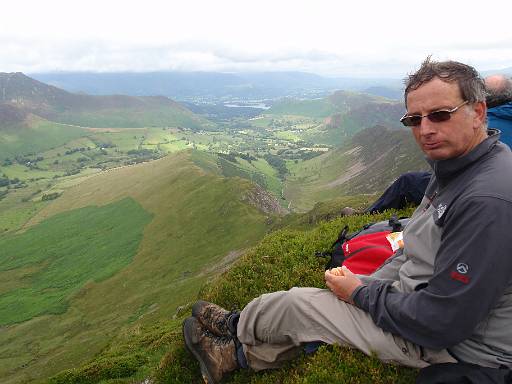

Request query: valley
[{"left": 0, "top": 73, "right": 429, "bottom": 383}]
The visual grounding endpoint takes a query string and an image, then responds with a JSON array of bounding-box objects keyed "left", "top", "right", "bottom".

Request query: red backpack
[{"left": 317, "top": 216, "right": 409, "bottom": 275}]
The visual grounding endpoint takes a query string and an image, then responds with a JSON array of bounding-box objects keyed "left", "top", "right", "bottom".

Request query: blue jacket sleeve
[{"left": 353, "top": 196, "right": 512, "bottom": 349}]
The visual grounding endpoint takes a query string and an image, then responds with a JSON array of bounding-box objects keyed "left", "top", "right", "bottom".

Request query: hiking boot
[
  {"left": 192, "top": 300, "right": 238, "bottom": 338},
  {"left": 183, "top": 316, "right": 239, "bottom": 384}
]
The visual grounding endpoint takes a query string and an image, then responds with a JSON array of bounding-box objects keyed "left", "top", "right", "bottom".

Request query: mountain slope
[
  {"left": 285, "top": 125, "right": 429, "bottom": 211},
  {"left": 46, "top": 207, "right": 418, "bottom": 384},
  {"left": 0, "top": 150, "right": 280, "bottom": 384},
  {"left": 0, "top": 72, "right": 211, "bottom": 129},
  {"left": 265, "top": 90, "right": 405, "bottom": 147},
  {"left": 0, "top": 104, "right": 87, "bottom": 157}
]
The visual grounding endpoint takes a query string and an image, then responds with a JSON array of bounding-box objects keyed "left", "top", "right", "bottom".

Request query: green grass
[
  {"left": 88, "top": 130, "right": 146, "bottom": 152},
  {"left": 216, "top": 156, "right": 284, "bottom": 199},
  {"left": 0, "top": 118, "right": 88, "bottom": 158},
  {"left": 55, "top": 107, "right": 210, "bottom": 130},
  {"left": 0, "top": 197, "right": 153, "bottom": 325},
  {"left": 46, "top": 207, "right": 418, "bottom": 384},
  {"left": 0, "top": 182, "right": 53, "bottom": 234},
  {"left": 274, "top": 130, "right": 302, "bottom": 141}
]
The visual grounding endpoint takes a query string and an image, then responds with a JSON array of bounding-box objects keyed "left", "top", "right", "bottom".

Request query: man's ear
[{"left": 472, "top": 101, "right": 487, "bottom": 130}]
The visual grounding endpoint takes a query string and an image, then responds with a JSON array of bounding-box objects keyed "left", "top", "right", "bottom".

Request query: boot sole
[{"left": 182, "top": 317, "right": 217, "bottom": 384}]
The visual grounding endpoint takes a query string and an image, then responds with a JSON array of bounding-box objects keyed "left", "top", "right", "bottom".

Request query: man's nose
[{"left": 418, "top": 117, "right": 437, "bottom": 135}]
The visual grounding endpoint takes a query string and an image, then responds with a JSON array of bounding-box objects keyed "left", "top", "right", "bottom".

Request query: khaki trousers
[{"left": 237, "top": 287, "right": 456, "bottom": 371}]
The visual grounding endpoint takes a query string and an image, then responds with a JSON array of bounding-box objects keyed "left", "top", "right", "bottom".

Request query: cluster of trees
[
  {"left": 217, "top": 152, "right": 257, "bottom": 164},
  {"left": 64, "top": 147, "right": 89, "bottom": 155},
  {"left": 41, "top": 192, "right": 60, "bottom": 201},
  {"left": 0, "top": 176, "right": 24, "bottom": 188},
  {"left": 64, "top": 169, "right": 81, "bottom": 176},
  {"left": 126, "top": 148, "right": 157, "bottom": 157},
  {"left": 217, "top": 152, "right": 238, "bottom": 163},
  {"left": 268, "top": 118, "right": 291, "bottom": 128},
  {"left": 277, "top": 149, "right": 324, "bottom": 161},
  {"left": 238, "top": 152, "right": 257, "bottom": 162},
  {"left": 3, "top": 155, "right": 45, "bottom": 167},
  {"left": 264, "top": 153, "right": 288, "bottom": 179}
]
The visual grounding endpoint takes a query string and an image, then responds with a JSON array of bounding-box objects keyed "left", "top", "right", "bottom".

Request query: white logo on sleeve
[
  {"left": 456, "top": 263, "right": 469, "bottom": 274},
  {"left": 437, "top": 203, "right": 447, "bottom": 218}
]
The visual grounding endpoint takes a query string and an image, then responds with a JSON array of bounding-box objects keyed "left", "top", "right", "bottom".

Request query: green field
[
  {"left": 0, "top": 198, "right": 153, "bottom": 325},
  {"left": 0, "top": 119, "right": 88, "bottom": 158}
]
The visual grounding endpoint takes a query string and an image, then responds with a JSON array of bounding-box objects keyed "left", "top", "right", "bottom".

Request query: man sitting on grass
[{"left": 183, "top": 58, "right": 512, "bottom": 384}]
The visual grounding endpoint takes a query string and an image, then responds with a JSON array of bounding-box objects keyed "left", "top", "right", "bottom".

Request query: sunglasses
[{"left": 400, "top": 100, "right": 469, "bottom": 127}]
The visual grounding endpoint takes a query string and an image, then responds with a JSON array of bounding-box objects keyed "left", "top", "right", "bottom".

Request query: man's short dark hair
[
  {"left": 404, "top": 57, "right": 486, "bottom": 107},
  {"left": 486, "top": 75, "right": 512, "bottom": 108}
]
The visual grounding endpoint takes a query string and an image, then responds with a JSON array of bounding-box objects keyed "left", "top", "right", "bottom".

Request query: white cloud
[{"left": 1, "top": 0, "right": 511, "bottom": 76}]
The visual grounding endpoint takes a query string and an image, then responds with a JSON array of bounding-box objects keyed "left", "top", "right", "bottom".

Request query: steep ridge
[
  {"left": 0, "top": 73, "right": 210, "bottom": 129},
  {"left": 0, "top": 150, "right": 280, "bottom": 384}
]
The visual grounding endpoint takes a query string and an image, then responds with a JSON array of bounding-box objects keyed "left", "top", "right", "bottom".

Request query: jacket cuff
[{"left": 351, "top": 284, "right": 369, "bottom": 311}]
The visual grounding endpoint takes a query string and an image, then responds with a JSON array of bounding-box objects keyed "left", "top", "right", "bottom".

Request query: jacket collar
[{"left": 427, "top": 129, "right": 500, "bottom": 185}]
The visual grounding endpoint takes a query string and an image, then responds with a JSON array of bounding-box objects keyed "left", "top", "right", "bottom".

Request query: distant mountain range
[
  {"left": 0, "top": 72, "right": 210, "bottom": 129},
  {"left": 30, "top": 71, "right": 404, "bottom": 100},
  {"left": 26, "top": 67, "right": 512, "bottom": 103}
]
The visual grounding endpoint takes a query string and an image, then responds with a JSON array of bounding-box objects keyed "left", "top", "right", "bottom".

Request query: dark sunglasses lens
[
  {"left": 402, "top": 116, "right": 422, "bottom": 127},
  {"left": 427, "top": 110, "right": 451, "bottom": 123}
]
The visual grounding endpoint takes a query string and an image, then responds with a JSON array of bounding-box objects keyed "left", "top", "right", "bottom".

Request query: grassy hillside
[
  {"left": 261, "top": 91, "right": 404, "bottom": 148},
  {"left": 53, "top": 99, "right": 210, "bottom": 129},
  {"left": 0, "top": 151, "right": 278, "bottom": 384},
  {"left": 0, "top": 73, "right": 212, "bottom": 130},
  {"left": 268, "top": 91, "right": 387, "bottom": 118},
  {"left": 45, "top": 207, "right": 418, "bottom": 384},
  {"left": 284, "top": 126, "right": 429, "bottom": 211},
  {"left": 0, "top": 198, "right": 152, "bottom": 325},
  {"left": 0, "top": 115, "right": 88, "bottom": 157}
]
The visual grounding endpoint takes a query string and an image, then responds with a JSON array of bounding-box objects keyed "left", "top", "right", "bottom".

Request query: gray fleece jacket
[{"left": 353, "top": 130, "right": 512, "bottom": 368}]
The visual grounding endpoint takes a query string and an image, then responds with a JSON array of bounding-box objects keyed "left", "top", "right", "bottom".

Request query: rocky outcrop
[{"left": 243, "top": 184, "right": 287, "bottom": 215}]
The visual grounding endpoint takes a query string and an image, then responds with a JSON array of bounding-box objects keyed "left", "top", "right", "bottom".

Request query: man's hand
[{"left": 325, "top": 266, "right": 363, "bottom": 304}]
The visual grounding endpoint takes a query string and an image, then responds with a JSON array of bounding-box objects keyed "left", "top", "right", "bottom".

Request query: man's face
[{"left": 406, "top": 78, "right": 486, "bottom": 160}]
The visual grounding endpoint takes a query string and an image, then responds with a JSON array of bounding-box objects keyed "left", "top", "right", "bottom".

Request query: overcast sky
[{"left": 1, "top": 0, "right": 511, "bottom": 77}]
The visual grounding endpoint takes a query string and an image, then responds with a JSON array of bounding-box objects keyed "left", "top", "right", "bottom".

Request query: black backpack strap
[
  {"left": 331, "top": 225, "right": 349, "bottom": 248},
  {"left": 388, "top": 215, "right": 403, "bottom": 232},
  {"left": 315, "top": 225, "right": 350, "bottom": 270}
]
